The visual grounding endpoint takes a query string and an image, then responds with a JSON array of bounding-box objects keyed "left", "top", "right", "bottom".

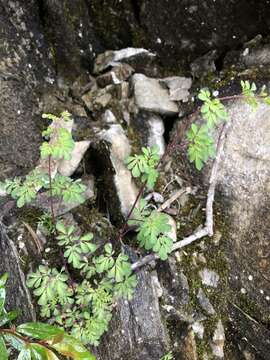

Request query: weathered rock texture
[
  {"left": 214, "top": 100, "right": 270, "bottom": 358},
  {"left": 96, "top": 251, "right": 169, "bottom": 360},
  {"left": 88, "top": 0, "right": 270, "bottom": 70},
  {"left": 0, "top": 222, "right": 35, "bottom": 323},
  {"left": 0, "top": 0, "right": 54, "bottom": 179}
]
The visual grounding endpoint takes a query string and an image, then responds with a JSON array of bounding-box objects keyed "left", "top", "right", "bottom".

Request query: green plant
[
  {"left": 126, "top": 145, "right": 160, "bottom": 189},
  {"left": 125, "top": 145, "right": 175, "bottom": 260},
  {"left": 0, "top": 273, "right": 95, "bottom": 359},
  {"left": 186, "top": 81, "right": 270, "bottom": 170},
  {"left": 0, "top": 111, "right": 137, "bottom": 346},
  {"left": 38, "top": 212, "right": 55, "bottom": 235},
  {"left": 128, "top": 200, "right": 173, "bottom": 260},
  {"left": 27, "top": 222, "right": 137, "bottom": 346},
  {"left": 160, "top": 351, "right": 174, "bottom": 360}
]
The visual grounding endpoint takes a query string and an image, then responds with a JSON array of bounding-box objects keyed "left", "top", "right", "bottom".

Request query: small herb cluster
[
  {"left": 1, "top": 112, "right": 137, "bottom": 346},
  {"left": 126, "top": 145, "right": 160, "bottom": 189},
  {"left": 27, "top": 230, "right": 137, "bottom": 346},
  {"left": 1, "top": 112, "right": 85, "bottom": 208},
  {"left": 187, "top": 80, "right": 270, "bottom": 170},
  {"left": 187, "top": 88, "right": 228, "bottom": 170},
  {"left": 0, "top": 273, "right": 95, "bottom": 359},
  {"left": 126, "top": 147, "right": 174, "bottom": 260}
]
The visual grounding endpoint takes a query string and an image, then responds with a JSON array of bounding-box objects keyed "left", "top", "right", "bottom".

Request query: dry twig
[{"left": 131, "top": 122, "right": 230, "bottom": 271}]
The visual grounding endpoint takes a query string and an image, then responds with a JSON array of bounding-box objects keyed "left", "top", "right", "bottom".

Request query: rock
[
  {"left": 0, "top": 0, "right": 54, "bottom": 179},
  {"left": 147, "top": 114, "right": 166, "bottom": 156},
  {"left": 241, "top": 44, "right": 270, "bottom": 67},
  {"left": 41, "top": 0, "right": 101, "bottom": 80},
  {"left": 210, "top": 320, "right": 225, "bottom": 359},
  {"left": 58, "top": 140, "right": 91, "bottom": 176},
  {"left": 197, "top": 288, "right": 216, "bottom": 315},
  {"left": 179, "top": 329, "right": 198, "bottom": 360},
  {"left": 229, "top": 303, "right": 270, "bottom": 360},
  {"left": 89, "top": 1, "right": 270, "bottom": 71},
  {"left": 190, "top": 50, "right": 217, "bottom": 78},
  {"left": 159, "top": 258, "right": 189, "bottom": 309},
  {"left": 93, "top": 48, "right": 156, "bottom": 74},
  {"left": 31, "top": 176, "right": 95, "bottom": 216},
  {"left": 151, "top": 271, "right": 163, "bottom": 298},
  {"left": 98, "top": 116, "right": 138, "bottom": 217},
  {"left": 96, "top": 249, "right": 168, "bottom": 360},
  {"left": 199, "top": 269, "right": 220, "bottom": 288},
  {"left": 192, "top": 322, "right": 204, "bottom": 340},
  {"left": 96, "top": 64, "right": 134, "bottom": 88},
  {"left": 132, "top": 74, "right": 179, "bottom": 116},
  {"left": 0, "top": 222, "right": 36, "bottom": 323},
  {"left": 160, "top": 77, "right": 192, "bottom": 102},
  {"left": 82, "top": 86, "right": 113, "bottom": 110},
  {"left": 213, "top": 100, "right": 270, "bottom": 320}
]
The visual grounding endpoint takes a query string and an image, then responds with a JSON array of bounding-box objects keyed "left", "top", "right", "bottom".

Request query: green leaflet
[
  {"left": 0, "top": 336, "right": 8, "bottom": 360},
  {"left": 187, "top": 124, "right": 215, "bottom": 170},
  {"left": 30, "top": 343, "right": 61, "bottom": 360},
  {"left": 48, "top": 334, "right": 96, "bottom": 360},
  {"left": 126, "top": 146, "right": 160, "bottom": 189},
  {"left": 198, "top": 88, "right": 228, "bottom": 129},
  {"left": 17, "top": 322, "right": 64, "bottom": 340},
  {"left": 129, "top": 205, "right": 174, "bottom": 260}
]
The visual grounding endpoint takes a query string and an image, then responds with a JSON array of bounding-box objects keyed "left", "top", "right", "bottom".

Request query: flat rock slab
[{"left": 132, "top": 74, "right": 179, "bottom": 116}]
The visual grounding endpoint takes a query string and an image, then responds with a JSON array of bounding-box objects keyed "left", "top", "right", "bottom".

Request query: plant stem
[
  {"left": 0, "top": 328, "right": 48, "bottom": 347},
  {"left": 48, "top": 155, "right": 56, "bottom": 226}
]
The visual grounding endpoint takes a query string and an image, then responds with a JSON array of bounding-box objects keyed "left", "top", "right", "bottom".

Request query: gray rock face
[
  {"left": 216, "top": 101, "right": 270, "bottom": 317},
  {"left": 132, "top": 74, "right": 179, "bottom": 116},
  {"left": 204, "top": 100, "right": 270, "bottom": 357},
  {"left": 42, "top": 0, "right": 102, "bottom": 80},
  {"left": 0, "top": 222, "right": 35, "bottom": 323},
  {"left": 96, "top": 252, "right": 168, "bottom": 360},
  {"left": 0, "top": 0, "right": 54, "bottom": 179},
  {"left": 88, "top": 0, "right": 270, "bottom": 70}
]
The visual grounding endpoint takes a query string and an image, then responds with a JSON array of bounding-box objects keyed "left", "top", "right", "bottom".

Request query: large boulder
[{"left": 211, "top": 100, "right": 270, "bottom": 358}]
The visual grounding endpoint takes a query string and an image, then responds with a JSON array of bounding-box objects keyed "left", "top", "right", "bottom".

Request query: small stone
[
  {"left": 192, "top": 321, "right": 204, "bottom": 339},
  {"left": 160, "top": 76, "right": 192, "bottom": 102},
  {"left": 197, "top": 288, "right": 216, "bottom": 315},
  {"left": 151, "top": 272, "right": 163, "bottom": 298},
  {"left": 210, "top": 320, "right": 225, "bottom": 358},
  {"left": 199, "top": 269, "right": 220, "bottom": 288},
  {"left": 147, "top": 114, "right": 166, "bottom": 156},
  {"left": 96, "top": 64, "right": 134, "bottom": 88},
  {"left": 132, "top": 73, "right": 179, "bottom": 116},
  {"left": 94, "top": 48, "right": 156, "bottom": 74}
]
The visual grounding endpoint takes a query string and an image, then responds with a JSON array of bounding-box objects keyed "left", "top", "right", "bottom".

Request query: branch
[{"left": 131, "top": 121, "right": 230, "bottom": 271}]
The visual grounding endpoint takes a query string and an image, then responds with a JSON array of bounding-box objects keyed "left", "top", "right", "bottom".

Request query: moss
[
  {"left": 237, "top": 293, "right": 265, "bottom": 322},
  {"left": 18, "top": 207, "right": 43, "bottom": 227}
]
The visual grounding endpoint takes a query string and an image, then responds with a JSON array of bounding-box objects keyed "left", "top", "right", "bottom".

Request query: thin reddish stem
[{"left": 48, "top": 155, "right": 56, "bottom": 226}]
